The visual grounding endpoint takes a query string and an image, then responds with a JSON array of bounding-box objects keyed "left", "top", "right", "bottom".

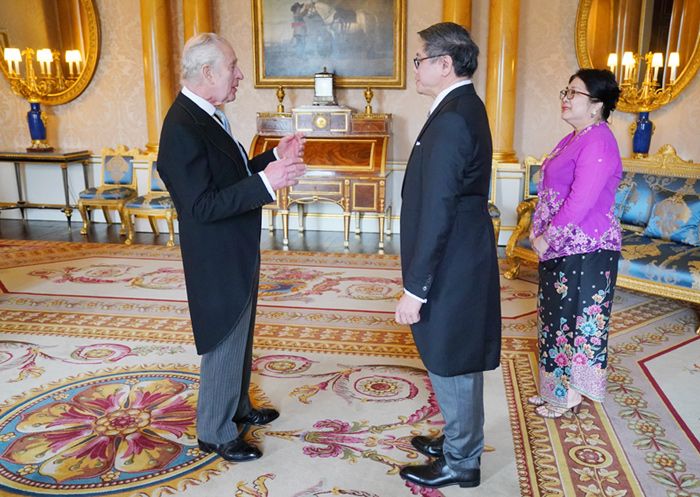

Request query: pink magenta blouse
[{"left": 532, "top": 121, "right": 623, "bottom": 261}]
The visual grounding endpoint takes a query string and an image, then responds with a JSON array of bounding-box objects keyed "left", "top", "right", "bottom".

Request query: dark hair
[
  {"left": 569, "top": 69, "right": 621, "bottom": 120},
  {"left": 418, "top": 22, "right": 479, "bottom": 78}
]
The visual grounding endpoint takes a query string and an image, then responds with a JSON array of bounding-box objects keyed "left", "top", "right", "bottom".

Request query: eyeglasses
[
  {"left": 413, "top": 54, "right": 449, "bottom": 69},
  {"left": 559, "top": 88, "right": 592, "bottom": 100}
]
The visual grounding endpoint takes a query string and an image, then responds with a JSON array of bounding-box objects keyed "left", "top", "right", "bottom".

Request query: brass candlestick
[
  {"left": 276, "top": 86, "right": 285, "bottom": 113},
  {"left": 616, "top": 51, "right": 677, "bottom": 112},
  {"left": 364, "top": 87, "right": 374, "bottom": 115}
]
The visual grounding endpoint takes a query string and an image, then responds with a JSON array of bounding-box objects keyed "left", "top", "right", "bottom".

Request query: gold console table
[
  {"left": 0, "top": 150, "right": 91, "bottom": 225},
  {"left": 250, "top": 111, "right": 392, "bottom": 250}
]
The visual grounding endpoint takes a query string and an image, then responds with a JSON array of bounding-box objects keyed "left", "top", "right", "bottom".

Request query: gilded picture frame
[
  {"left": 252, "top": 0, "right": 406, "bottom": 88},
  {"left": 523, "top": 155, "right": 547, "bottom": 199}
]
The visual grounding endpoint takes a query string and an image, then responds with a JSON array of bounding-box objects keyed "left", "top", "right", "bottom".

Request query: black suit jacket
[
  {"left": 400, "top": 83, "right": 502, "bottom": 376},
  {"left": 157, "top": 92, "right": 276, "bottom": 354}
]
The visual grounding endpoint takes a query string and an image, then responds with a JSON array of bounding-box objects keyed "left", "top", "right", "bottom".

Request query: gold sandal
[{"left": 535, "top": 403, "right": 581, "bottom": 418}]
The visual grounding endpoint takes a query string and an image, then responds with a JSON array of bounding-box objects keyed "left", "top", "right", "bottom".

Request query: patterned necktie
[{"left": 213, "top": 109, "right": 251, "bottom": 176}]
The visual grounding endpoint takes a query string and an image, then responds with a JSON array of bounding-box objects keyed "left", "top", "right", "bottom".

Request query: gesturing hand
[
  {"left": 264, "top": 157, "right": 306, "bottom": 191},
  {"left": 276, "top": 132, "right": 306, "bottom": 160}
]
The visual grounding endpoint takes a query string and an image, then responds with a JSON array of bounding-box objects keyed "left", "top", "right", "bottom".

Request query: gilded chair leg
[
  {"left": 147, "top": 216, "right": 160, "bottom": 235},
  {"left": 102, "top": 207, "right": 113, "bottom": 225},
  {"left": 503, "top": 258, "right": 521, "bottom": 280},
  {"left": 78, "top": 201, "right": 90, "bottom": 235},
  {"left": 165, "top": 213, "right": 175, "bottom": 247},
  {"left": 124, "top": 211, "right": 134, "bottom": 245},
  {"left": 117, "top": 207, "right": 128, "bottom": 236}
]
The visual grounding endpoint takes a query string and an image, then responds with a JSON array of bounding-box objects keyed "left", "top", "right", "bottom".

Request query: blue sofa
[{"left": 505, "top": 145, "right": 700, "bottom": 307}]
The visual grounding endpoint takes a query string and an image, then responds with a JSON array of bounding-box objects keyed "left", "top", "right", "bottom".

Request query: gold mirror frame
[
  {"left": 575, "top": 0, "right": 700, "bottom": 113},
  {"left": 0, "top": 0, "right": 101, "bottom": 105}
]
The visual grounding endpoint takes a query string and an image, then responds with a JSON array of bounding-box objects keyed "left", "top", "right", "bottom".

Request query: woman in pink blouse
[{"left": 529, "top": 69, "right": 622, "bottom": 418}]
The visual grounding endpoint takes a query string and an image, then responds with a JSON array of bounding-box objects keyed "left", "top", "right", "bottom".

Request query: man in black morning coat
[
  {"left": 395, "top": 23, "right": 502, "bottom": 489},
  {"left": 156, "top": 33, "right": 305, "bottom": 462}
]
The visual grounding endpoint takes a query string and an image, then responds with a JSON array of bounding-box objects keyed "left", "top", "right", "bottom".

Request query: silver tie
[{"left": 214, "top": 109, "right": 251, "bottom": 176}]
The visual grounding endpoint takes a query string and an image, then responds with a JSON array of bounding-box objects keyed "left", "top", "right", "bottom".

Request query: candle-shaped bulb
[
  {"left": 4, "top": 47, "right": 21, "bottom": 75},
  {"left": 651, "top": 52, "right": 663, "bottom": 82},
  {"left": 667, "top": 52, "right": 680, "bottom": 83},
  {"left": 36, "top": 48, "right": 53, "bottom": 75},
  {"left": 65, "top": 50, "right": 82, "bottom": 76},
  {"left": 621, "top": 51, "right": 635, "bottom": 81}
]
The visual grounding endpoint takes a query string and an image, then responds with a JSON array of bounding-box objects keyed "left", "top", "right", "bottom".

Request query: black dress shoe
[
  {"left": 411, "top": 435, "right": 444, "bottom": 457},
  {"left": 198, "top": 437, "right": 262, "bottom": 462},
  {"left": 400, "top": 457, "right": 480, "bottom": 488},
  {"left": 233, "top": 408, "right": 280, "bottom": 426}
]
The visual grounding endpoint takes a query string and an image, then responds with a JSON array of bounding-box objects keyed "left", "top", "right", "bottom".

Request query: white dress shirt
[
  {"left": 429, "top": 79, "right": 472, "bottom": 115},
  {"left": 181, "top": 85, "right": 277, "bottom": 199}
]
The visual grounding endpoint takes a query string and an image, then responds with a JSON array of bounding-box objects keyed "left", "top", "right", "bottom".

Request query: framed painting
[{"left": 252, "top": 0, "right": 406, "bottom": 88}]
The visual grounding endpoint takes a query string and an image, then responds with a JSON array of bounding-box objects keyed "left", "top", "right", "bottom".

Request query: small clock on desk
[{"left": 313, "top": 67, "right": 336, "bottom": 106}]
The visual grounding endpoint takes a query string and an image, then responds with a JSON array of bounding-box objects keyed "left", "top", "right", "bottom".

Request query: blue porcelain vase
[
  {"left": 26, "top": 102, "right": 53, "bottom": 151},
  {"left": 26, "top": 102, "right": 49, "bottom": 144},
  {"left": 632, "top": 111, "right": 653, "bottom": 156},
  {"left": 27, "top": 102, "right": 47, "bottom": 141}
]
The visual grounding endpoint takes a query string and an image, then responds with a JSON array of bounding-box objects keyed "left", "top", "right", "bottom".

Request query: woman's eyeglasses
[
  {"left": 560, "top": 88, "right": 592, "bottom": 100},
  {"left": 413, "top": 54, "right": 449, "bottom": 69}
]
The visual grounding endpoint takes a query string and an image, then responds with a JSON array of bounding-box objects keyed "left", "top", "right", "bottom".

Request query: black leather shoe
[
  {"left": 411, "top": 435, "right": 445, "bottom": 457},
  {"left": 233, "top": 408, "right": 280, "bottom": 426},
  {"left": 198, "top": 437, "right": 262, "bottom": 462},
  {"left": 400, "top": 457, "right": 480, "bottom": 488}
]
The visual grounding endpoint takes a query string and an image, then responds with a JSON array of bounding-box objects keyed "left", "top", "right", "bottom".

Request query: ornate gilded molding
[
  {"left": 0, "top": 0, "right": 102, "bottom": 106},
  {"left": 622, "top": 145, "right": 697, "bottom": 176},
  {"left": 101, "top": 144, "right": 144, "bottom": 158},
  {"left": 575, "top": 0, "right": 700, "bottom": 113}
]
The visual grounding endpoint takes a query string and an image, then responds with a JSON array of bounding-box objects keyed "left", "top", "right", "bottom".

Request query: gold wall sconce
[
  {"left": 4, "top": 47, "right": 84, "bottom": 151},
  {"left": 607, "top": 50, "right": 680, "bottom": 112}
]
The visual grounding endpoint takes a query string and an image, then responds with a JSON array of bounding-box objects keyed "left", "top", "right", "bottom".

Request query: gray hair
[
  {"left": 181, "top": 33, "right": 228, "bottom": 83},
  {"left": 419, "top": 22, "right": 479, "bottom": 78}
]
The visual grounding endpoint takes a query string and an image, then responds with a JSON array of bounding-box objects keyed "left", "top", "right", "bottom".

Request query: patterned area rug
[{"left": 0, "top": 240, "right": 697, "bottom": 497}]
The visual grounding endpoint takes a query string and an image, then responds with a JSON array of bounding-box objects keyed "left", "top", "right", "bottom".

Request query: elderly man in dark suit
[
  {"left": 395, "top": 23, "right": 502, "bottom": 489},
  {"left": 157, "top": 33, "right": 305, "bottom": 462}
]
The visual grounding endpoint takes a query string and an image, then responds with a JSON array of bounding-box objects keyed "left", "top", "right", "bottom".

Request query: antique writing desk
[
  {"left": 250, "top": 109, "right": 392, "bottom": 249},
  {"left": 0, "top": 150, "right": 91, "bottom": 225}
]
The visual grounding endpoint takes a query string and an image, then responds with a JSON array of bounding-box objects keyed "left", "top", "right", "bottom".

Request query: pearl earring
[{"left": 590, "top": 111, "right": 597, "bottom": 117}]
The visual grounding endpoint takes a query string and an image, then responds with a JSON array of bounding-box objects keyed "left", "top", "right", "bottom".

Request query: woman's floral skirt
[{"left": 537, "top": 249, "right": 620, "bottom": 407}]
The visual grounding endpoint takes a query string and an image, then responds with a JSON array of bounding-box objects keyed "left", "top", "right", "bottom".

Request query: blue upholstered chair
[
  {"left": 505, "top": 147, "right": 700, "bottom": 320},
  {"left": 78, "top": 145, "right": 139, "bottom": 237},
  {"left": 124, "top": 155, "right": 177, "bottom": 247}
]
